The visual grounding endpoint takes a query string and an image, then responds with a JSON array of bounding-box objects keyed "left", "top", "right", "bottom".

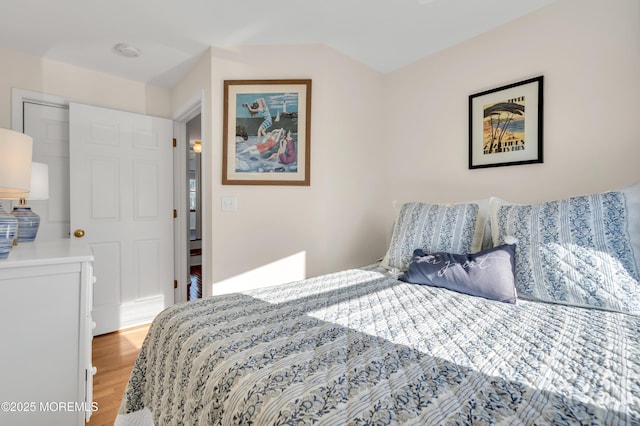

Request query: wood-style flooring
[
  {"left": 189, "top": 265, "right": 202, "bottom": 300},
  {"left": 90, "top": 266, "right": 201, "bottom": 425},
  {"left": 89, "top": 324, "right": 150, "bottom": 425}
]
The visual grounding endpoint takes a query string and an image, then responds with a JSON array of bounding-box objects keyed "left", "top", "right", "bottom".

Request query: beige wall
[
  {"left": 2, "top": 0, "right": 639, "bottom": 295},
  {"left": 381, "top": 0, "right": 640, "bottom": 226},
  {"left": 0, "top": 47, "right": 171, "bottom": 125},
  {"left": 206, "top": 45, "right": 386, "bottom": 292}
]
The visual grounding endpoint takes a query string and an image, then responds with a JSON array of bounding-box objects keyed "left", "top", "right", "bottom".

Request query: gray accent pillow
[{"left": 399, "top": 244, "right": 517, "bottom": 304}]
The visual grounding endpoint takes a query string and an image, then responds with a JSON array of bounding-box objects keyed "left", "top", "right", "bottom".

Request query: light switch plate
[{"left": 221, "top": 196, "right": 237, "bottom": 212}]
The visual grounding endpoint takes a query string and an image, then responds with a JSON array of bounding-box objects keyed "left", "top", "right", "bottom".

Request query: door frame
[
  {"left": 12, "top": 88, "right": 70, "bottom": 131},
  {"left": 172, "top": 91, "right": 205, "bottom": 303}
]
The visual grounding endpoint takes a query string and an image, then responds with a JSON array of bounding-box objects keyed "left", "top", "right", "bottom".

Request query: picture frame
[
  {"left": 469, "top": 76, "right": 543, "bottom": 169},
  {"left": 222, "top": 79, "right": 312, "bottom": 185}
]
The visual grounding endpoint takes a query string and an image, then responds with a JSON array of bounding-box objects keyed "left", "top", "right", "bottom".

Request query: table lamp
[
  {"left": 12, "top": 162, "right": 49, "bottom": 242},
  {"left": 0, "top": 128, "right": 33, "bottom": 259}
]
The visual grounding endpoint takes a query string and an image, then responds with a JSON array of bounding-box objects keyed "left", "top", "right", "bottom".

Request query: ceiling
[{"left": 1, "top": 0, "right": 556, "bottom": 88}]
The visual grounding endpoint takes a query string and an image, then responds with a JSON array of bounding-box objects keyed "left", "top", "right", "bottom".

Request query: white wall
[
  {"left": 381, "top": 0, "right": 640, "bottom": 223},
  {"left": 0, "top": 47, "right": 171, "bottom": 126},
  {"left": 3, "top": 0, "right": 639, "bottom": 296},
  {"left": 170, "top": 0, "right": 640, "bottom": 295},
  {"left": 0, "top": 44, "right": 388, "bottom": 296},
  {"left": 207, "top": 45, "right": 386, "bottom": 292}
]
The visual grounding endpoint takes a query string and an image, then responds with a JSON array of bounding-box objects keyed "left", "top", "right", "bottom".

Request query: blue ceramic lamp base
[
  {"left": 0, "top": 201, "right": 18, "bottom": 259},
  {"left": 12, "top": 203, "right": 41, "bottom": 242}
]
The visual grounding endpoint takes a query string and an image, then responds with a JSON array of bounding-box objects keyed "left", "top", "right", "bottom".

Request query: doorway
[
  {"left": 187, "top": 114, "right": 202, "bottom": 300},
  {"left": 171, "top": 92, "right": 205, "bottom": 304}
]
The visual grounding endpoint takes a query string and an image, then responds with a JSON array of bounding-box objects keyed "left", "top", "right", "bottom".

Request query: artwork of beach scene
[
  {"left": 234, "top": 92, "right": 299, "bottom": 173},
  {"left": 482, "top": 95, "right": 525, "bottom": 155}
]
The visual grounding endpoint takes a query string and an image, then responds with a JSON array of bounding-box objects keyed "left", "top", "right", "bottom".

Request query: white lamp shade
[
  {"left": 28, "top": 162, "right": 49, "bottom": 200},
  {"left": 0, "top": 128, "right": 33, "bottom": 196}
]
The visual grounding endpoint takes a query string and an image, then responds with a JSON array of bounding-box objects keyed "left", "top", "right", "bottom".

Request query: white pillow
[
  {"left": 381, "top": 201, "right": 486, "bottom": 271},
  {"left": 490, "top": 182, "right": 640, "bottom": 314}
]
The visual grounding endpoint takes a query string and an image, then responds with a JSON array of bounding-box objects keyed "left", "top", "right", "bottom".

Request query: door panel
[
  {"left": 70, "top": 103, "right": 174, "bottom": 335},
  {"left": 91, "top": 242, "right": 121, "bottom": 307},
  {"left": 136, "top": 239, "right": 162, "bottom": 298},
  {"left": 90, "top": 158, "right": 120, "bottom": 219},
  {"left": 134, "top": 160, "right": 160, "bottom": 218}
]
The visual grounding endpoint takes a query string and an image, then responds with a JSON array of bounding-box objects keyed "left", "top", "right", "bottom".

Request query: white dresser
[{"left": 0, "top": 240, "right": 96, "bottom": 425}]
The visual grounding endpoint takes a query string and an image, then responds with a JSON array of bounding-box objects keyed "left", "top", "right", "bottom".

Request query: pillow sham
[
  {"left": 381, "top": 201, "right": 484, "bottom": 271},
  {"left": 490, "top": 182, "right": 640, "bottom": 314},
  {"left": 399, "top": 244, "right": 517, "bottom": 304}
]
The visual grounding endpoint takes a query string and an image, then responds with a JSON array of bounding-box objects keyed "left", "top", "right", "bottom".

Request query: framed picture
[
  {"left": 222, "top": 79, "right": 312, "bottom": 185},
  {"left": 469, "top": 76, "right": 543, "bottom": 169}
]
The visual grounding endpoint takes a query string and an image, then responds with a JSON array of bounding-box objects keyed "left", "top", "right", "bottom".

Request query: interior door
[{"left": 70, "top": 103, "right": 174, "bottom": 335}]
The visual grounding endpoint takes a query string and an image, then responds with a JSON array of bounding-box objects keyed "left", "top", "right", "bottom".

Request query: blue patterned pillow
[
  {"left": 399, "top": 244, "right": 517, "bottom": 304},
  {"left": 382, "top": 202, "right": 483, "bottom": 271},
  {"left": 490, "top": 182, "right": 640, "bottom": 314}
]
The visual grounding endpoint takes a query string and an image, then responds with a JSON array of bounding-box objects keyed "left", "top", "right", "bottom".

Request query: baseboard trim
[{"left": 92, "top": 296, "right": 165, "bottom": 336}]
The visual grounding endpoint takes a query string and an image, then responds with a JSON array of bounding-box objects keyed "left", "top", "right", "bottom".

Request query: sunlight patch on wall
[{"left": 211, "top": 251, "right": 307, "bottom": 295}]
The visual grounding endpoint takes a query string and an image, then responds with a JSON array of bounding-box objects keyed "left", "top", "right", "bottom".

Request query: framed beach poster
[
  {"left": 222, "top": 79, "right": 312, "bottom": 185},
  {"left": 469, "top": 76, "right": 543, "bottom": 169}
]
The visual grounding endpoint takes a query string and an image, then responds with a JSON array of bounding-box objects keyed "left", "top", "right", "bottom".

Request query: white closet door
[{"left": 70, "top": 103, "right": 174, "bottom": 335}]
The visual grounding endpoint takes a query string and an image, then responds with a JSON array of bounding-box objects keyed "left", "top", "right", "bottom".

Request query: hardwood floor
[
  {"left": 189, "top": 265, "right": 202, "bottom": 300},
  {"left": 89, "top": 324, "right": 150, "bottom": 425}
]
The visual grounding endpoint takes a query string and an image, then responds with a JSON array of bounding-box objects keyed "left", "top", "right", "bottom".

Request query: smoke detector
[{"left": 113, "top": 43, "right": 141, "bottom": 58}]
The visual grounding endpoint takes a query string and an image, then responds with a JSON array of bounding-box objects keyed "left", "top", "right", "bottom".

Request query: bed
[{"left": 116, "top": 183, "right": 640, "bottom": 425}]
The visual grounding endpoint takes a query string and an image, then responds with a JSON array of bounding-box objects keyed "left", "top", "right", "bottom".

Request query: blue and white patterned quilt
[{"left": 118, "top": 265, "right": 640, "bottom": 425}]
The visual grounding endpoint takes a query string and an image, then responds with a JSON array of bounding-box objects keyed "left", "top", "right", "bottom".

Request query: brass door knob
[{"left": 74, "top": 229, "right": 86, "bottom": 238}]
